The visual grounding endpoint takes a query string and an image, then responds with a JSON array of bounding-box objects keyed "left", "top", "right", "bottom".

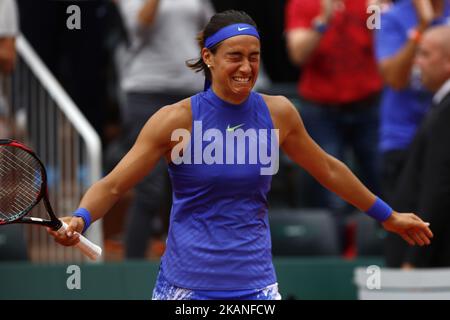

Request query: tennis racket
[{"left": 0, "top": 139, "right": 102, "bottom": 260}]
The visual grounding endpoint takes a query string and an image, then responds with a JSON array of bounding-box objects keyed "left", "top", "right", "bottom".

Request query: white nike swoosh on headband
[{"left": 237, "top": 27, "right": 250, "bottom": 31}]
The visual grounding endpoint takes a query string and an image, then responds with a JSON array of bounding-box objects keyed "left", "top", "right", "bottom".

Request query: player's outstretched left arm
[{"left": 270, "top": 95, "right": 433, "bottom": 246}]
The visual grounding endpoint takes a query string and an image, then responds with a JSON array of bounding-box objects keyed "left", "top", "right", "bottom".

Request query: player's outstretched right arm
[{"left": 47, "top": 100, "right": 192, "bottom": 245}]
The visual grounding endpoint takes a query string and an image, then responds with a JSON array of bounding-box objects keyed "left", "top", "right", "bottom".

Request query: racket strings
[
  {"left": 0, "top": 177, "right": 38, "bottom": 218},
  {"left": 1, "top": 148, "right": 42, "bottom": 187},
  {"left": 0, "top": 151, "right": 42, "bottom": 196},
  {"left": 0, "top": 161, "right": 41, "bottom": 202},
  {"left": 0, "top": 146, "right": 43, "bottom": 221},
  {"left": 0, "top": 172, "right": 40, "bottom": 218}
]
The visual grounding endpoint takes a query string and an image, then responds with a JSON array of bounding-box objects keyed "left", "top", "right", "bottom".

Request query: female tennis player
[{"left": 48, "top": 10, "right": 433, "bottom": 300}]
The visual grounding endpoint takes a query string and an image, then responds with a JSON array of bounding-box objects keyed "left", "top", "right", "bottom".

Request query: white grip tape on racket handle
[{"left": 60, "top": 221, "right": 102, "bottom": 260}]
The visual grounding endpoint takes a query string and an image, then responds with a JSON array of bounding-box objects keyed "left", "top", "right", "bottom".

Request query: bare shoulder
[
  {"left": 134, "top": 97, "right": 193, "bottom": 159},
  {"left": 259, "top": 94, "right": 302, "bottom": 144},
  {"left": 137, "top": 97, "right": 192, "bottom": 147},
  {"left": 260, "top": 94, "right": 299, "bottom": 126},
  {"left": 260, "top": 94, "right": 297, "bottom": 118},
  {"left": 152, "top": 97, "right": 192, "bottom": 132}
]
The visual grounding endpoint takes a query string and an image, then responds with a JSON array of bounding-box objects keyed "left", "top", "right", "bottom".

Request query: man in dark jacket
[{"left": 393, "top": 25, "right": 450, "bottom": 268}]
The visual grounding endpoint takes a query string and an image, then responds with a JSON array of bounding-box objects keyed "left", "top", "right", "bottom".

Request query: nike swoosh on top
[
  {"left": 226, "top": 123, "right": 245, "bottom": 132},
  {"left": 237, "top": 27, "right": 250, "bottom": 31}
]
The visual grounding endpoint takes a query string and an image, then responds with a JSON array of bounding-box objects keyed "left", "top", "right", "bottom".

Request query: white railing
[{"left": 0, "top": 35, "right": 103, "bottom": 263}]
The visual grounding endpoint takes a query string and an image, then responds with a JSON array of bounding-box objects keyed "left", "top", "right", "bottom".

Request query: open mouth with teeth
[{"left": 232, "top": 76, "right": 251, "bottom": 83}]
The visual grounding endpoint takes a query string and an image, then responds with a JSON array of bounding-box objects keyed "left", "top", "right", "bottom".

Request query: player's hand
[
  {"left": 413, "top": 0, "right": 434, "bottom": 31},
  {"left": 382, "top": 211, "right": 433, "bottom": 246},
  {"left": 46, "top": 216, "right": 84, "bottom": 247}
]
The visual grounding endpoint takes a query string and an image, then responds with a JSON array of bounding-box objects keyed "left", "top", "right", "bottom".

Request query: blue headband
[
  {"left": 203, "top": 24, "right": 260, "bottom": 90},
  {"left": 205, "top": 23, "right": 260, "bottom": 49}
]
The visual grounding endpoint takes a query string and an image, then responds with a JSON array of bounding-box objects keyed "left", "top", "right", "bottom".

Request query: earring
[{"left": 207, "top": 64, "right": 211, "bottom": 68}]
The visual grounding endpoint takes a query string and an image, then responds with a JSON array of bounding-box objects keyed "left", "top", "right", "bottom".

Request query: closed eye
[
  {"left": 226, "top": 52, "right": 260, "bottom": 62},
  {"left": 226, "top": 53, "right": 243, "bottom": 61}
]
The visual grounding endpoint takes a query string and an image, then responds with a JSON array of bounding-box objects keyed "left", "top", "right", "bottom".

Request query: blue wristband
[
  {"left": 312, "top": 19, "right": 328, "bottom": 34},
  {"left": 366, "top": 197, "right": 393, "bottom": 222},
  {"left": 72, "top": 208, "right": 92, "bottom": 234}
]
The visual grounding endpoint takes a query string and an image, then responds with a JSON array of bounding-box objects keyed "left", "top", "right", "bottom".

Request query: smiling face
[{"left": 202, "top": 35, "right": 260, "bottom": 104}]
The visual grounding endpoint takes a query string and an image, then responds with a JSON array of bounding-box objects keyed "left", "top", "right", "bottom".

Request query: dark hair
[{"left": 186, "top": 10, "right": 258, "bottom": 81}]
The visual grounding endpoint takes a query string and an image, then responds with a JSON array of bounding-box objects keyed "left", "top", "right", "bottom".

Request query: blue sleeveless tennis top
[{"left": 161, "top": 87, "right": 277, "bottom": 290}]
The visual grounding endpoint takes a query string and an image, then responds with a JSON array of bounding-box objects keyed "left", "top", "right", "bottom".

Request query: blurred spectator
[
  {"left": 285, "top": 0, "right": 383, "bottom": 251},
  {"left": 375, "top": 0, "right": 450, "bottom": 267},
  {"left": 16, "top": 0, "right": 125, "bottom": 145},
  {"left": 0, "top": 0, "right": 17, "bottom": 75},
  {"left": 393, "top": 26, "right": 450, "bottom": 268},
  {"left": 0, "top": 0, "right": 18, "bottom": 137},
  {"left": 114, "top": 0, "right": 214, "bottom": 259}
]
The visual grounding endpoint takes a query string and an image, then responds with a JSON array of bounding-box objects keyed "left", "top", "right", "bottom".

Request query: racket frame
[
  {"left": 0, "top": 139, "right": 102, "bottom": 260},
  {"left": 0, "top": 138, "right": 62, "bottom": 230}
]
